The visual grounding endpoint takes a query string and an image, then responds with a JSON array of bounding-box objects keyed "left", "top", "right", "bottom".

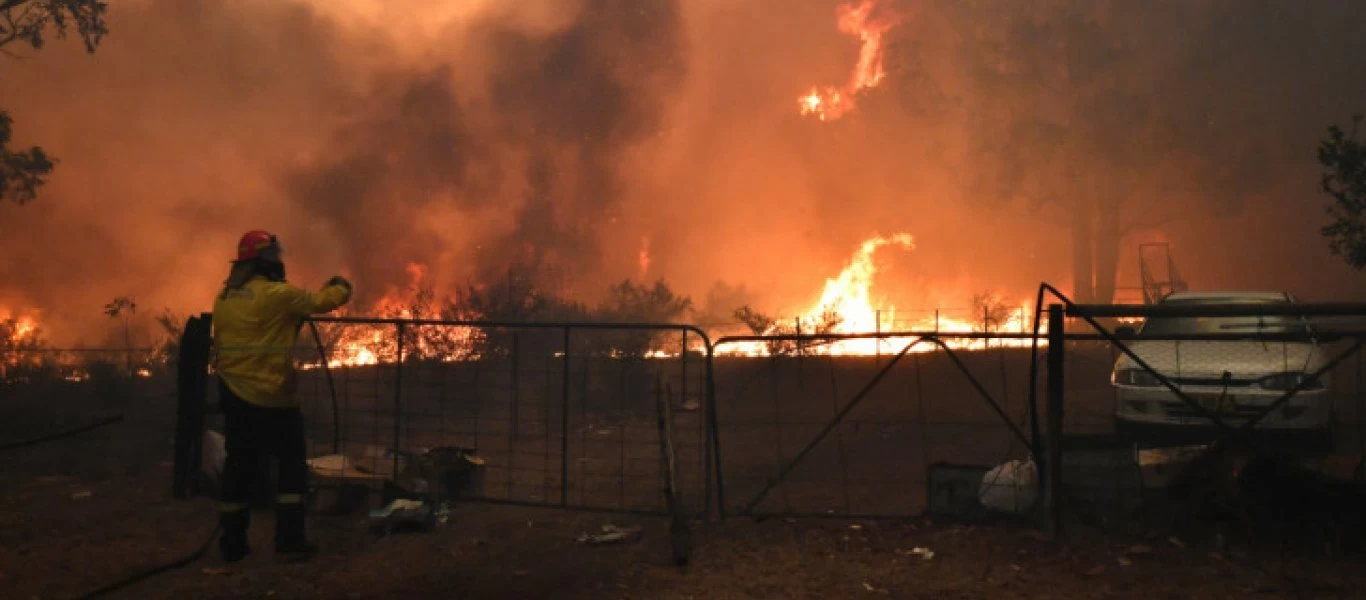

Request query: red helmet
[{"left": 234, "top": 230, "right": 282, "bottom": 262}]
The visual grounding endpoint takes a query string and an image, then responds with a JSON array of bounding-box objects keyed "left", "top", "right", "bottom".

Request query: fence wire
[
  {"left": 710, "top": 333, "right": 1034, "bottom": 520},
  {"left": 293, "top": 320, "right": 709, "bottom": 519}
]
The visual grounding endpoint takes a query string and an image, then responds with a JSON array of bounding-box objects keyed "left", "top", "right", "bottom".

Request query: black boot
[
  {"left": 218, "top": 509, "right": 252, "bottom": 563},
  {"left": 274, "top": 504, "right": 318, "bottom": 558}
]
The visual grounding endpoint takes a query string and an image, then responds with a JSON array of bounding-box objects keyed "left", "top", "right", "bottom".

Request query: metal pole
[
  {"left": 511, "top": 334, "right": 521, "bottom": 442},
  {"left": 705, "top": 344, "right": 723, "bottom": 520},
  {"left": 875, "top": 310, "right": 881, "bottom": 364},
  {"left": 1045, "top": 304, "right": 1065, "bottom": 539},
  {"left": 393, "top": 322, "right": 405, "bottom": 481},
  {"left": 508, "top": 333, "right": 520, "bottom": 498},
  {"left": 561, "top": 327, "right": 570, "bottom": 507}
]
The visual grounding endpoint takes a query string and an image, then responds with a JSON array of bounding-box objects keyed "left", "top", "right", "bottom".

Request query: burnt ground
[
  {"left": 7, "top": 429, "right": 1366, "bottom": 600},
  {"left": 7, "top": 345, "right": 1366, "bottom": 599}
]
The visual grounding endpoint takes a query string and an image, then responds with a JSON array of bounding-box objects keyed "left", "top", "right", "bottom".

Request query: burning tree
[
  {"left": 0, "top": 0, "right": 107, "bottom": 205},
  {"left": 1318, "top": 115, "right": 1366, "bottom": 270},
  {"left": 951, "top": 0, "right": 1286, "bottom": 303},
  {"left": 970, "top": 291, "right": 1013, "bottom": 334},
  {"left": 150, "top": 309, "right": 185, "bottom": 369}
]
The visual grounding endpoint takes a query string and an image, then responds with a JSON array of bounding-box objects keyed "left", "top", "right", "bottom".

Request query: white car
[{"left": 1111, "top": 291, "right": 1332, "bottom": 443}]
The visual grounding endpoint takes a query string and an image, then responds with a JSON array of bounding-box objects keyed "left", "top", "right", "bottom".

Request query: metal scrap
[{"left": 575, "top": 524, "right": 643, "bottom": 545}]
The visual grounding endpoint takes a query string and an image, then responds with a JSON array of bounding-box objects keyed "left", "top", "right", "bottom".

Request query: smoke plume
[{"left": 1, "top": 0, "right": 1364, "bottom": 345}]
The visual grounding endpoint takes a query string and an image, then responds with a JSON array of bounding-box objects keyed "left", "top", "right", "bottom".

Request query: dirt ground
[
  {"left": 7, "top": 399, "right": 1366, "bottom": 600},
  {"left": 6, "top": 342, "right": 1366, "bottom": 600}
]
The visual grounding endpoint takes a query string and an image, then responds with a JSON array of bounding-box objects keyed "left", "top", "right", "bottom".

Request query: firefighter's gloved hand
[{"left": 326, "top": 276, "right": 353, "bottom": 293}]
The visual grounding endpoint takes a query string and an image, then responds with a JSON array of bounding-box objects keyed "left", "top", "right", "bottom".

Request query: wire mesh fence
[
  {"left": 0, "top": 348, "right": 163, "bottom": 439},
  {"left": 710, "top": 333, "right": 1035, "bottom": 520},
  {"left": 1046, "top": 298, "right": 1366, "bottom": 541},
  {"left": 293, "top": 319, "right": 710, "bottom": 518}
]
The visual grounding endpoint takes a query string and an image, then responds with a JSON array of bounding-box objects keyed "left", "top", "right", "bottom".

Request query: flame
[
  {"left": 310, "top": 262, "right": 484, "bottom": 368},
  {"left": 304, "top": 236, "right": 1045, "bottom": 367},
  {"left": 1, "top": 308, "right": 44, "bottom": 381},
  {"left": 638, "top": 236, "right": 652, "bottom": 280},
  {"left": 720, "top": 234, "right": 1043, "bottom": 357},
  {"left": 798, "top": 0, "right": 900, "bottom": 121}
]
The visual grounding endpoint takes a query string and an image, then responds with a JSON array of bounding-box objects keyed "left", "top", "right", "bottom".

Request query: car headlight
[
  {"left": 1257, "top": 372, "right": 1323, "bottom": 391},
  {"left": 1113, "top": 368, "right": 1162, "bottom": 387}
]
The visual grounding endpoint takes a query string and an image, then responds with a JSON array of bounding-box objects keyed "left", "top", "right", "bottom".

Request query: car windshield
[{"left": 1139, "top": 299, "right": 1312, "bottom": 336}]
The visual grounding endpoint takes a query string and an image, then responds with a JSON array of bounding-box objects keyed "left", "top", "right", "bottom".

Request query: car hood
[{"left": 1114, "top": 340, "right": 1324, "bottom": 379}]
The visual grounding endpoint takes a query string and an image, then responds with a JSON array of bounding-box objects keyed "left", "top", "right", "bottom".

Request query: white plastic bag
[{"left": 978, "top": 459, "right": 1038, "bottom": 515}]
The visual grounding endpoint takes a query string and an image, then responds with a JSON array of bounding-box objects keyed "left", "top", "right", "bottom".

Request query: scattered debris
[
  {"left": 71, "top": 490, "right": 92, "bottom": 500},
  {"left": 1117, "top": 556, "right": 1133, "bottom": 567},
  {"left": 862, "top": 582, "right": 876, "bottom": 592},
  {"left": 680, "top": 398, "right": 700, "bottom": 412},
  {"left": 306, "top": 454, "right": 355, "bottom": 477},
  {"left": 202, "top": 567, "right": 234, "bottom": 576},
  {"left": 576, "top": 524, "right": 643, "bottom": 545},
  {"left": 849, "top": 524, "right": 863, "bottom": 531},
  {"left": 908, "top": 547, "right": 935, "bottom": 561},
  {"left": 1168, "top": 537, "right": 1186, "bottom": 549},
  {"left": 1125, "top": 544, "right": 1153, "bottom": 557},
  {"left": 978, "top": 459, "right": 1038, "bottom": 515},
  {"left": 369, "top": 499, "right": 438, "bottom": 535},
  {"left": 1084, "top": 565, "right": 1106, "bottom": 577}
]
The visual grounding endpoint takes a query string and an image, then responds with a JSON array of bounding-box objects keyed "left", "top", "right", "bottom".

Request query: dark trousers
[{"left": 216, "top": 380, "right": 309, "bottom": 546}]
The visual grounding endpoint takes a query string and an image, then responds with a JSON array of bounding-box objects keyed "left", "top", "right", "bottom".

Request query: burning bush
[
  {"left": 733, "top": 305, "right": 844, "bottom": 356},
  {"left": 970, "top": 291, "right": 1015, "bottom": 334},
  {"left": 455, "top": 267, "right": 589, "bottom": 359},
  {"left": 587, "top": 279, "right": 692, "bottom": 359},
  {"left": 0, "top": 314, "right": 49, "bottom": 383}
]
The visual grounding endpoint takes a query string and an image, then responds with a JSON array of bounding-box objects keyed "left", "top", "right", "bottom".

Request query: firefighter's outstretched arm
[{"left": 274, "top": 277, "right": 352, "bottom": 316}]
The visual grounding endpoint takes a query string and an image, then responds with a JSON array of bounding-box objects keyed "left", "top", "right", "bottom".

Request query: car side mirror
[{"left": 1115, "top": 326, "right": 1137, "bottom": 338}]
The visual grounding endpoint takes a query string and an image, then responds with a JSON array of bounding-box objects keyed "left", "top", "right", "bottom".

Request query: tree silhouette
[
  {"left": 1318, "top": 115, "right": 1366, "bottom": 270},
  {"left": 0, "top": 0, "right": 107, "bottom": 205},
  {"left": 945, "top": 0, "right": 1285, "bottom": 303}
]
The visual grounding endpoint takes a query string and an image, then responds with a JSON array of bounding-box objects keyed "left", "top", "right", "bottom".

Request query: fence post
[
  {"left": 561, "top": 327, "right": 571, "bottom": 507},
  {"left": 706, "top": 344, "right": 724, "bottom": 520},
  {"left": 875, "top": 310, "right": 882, "bottom": 365},
  {"left": 511, "top": 333, "right": 521, "bottom": 442},
  {"left": 1045, "top": 304, "right": 1065, "bottom": 539},
  {"left": 393, "top": 322, "right": 405, "bottom": 481}
]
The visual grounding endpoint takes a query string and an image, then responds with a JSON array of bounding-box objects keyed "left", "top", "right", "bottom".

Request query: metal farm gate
[
  {"left": 174, "top": 316, "right": 713, "bottom": 564},
  {"left": 708, "top": 332, "right": 1037, "bottom": 521}
]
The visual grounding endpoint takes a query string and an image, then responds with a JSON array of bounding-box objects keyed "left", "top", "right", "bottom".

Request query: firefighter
[{"left": 212, "top": 230, "right": 352, "bottom": 562}]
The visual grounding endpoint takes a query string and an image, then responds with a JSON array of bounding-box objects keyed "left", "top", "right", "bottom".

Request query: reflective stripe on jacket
[{"left": 212, "top": 277, "right": 351, "bottom": 407}]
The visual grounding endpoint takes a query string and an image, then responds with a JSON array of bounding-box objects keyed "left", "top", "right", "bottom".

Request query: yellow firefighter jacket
[{"left": 213, "top": 277, "right": 351, "bottom": 408}]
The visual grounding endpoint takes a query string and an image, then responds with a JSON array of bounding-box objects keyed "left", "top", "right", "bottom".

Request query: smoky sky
[
  {"left": 0, "top": 0, "right": 1364, "bottom": 344},
  {"left": 285, "top": 0, "right": 685, "bottom": 302}
]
